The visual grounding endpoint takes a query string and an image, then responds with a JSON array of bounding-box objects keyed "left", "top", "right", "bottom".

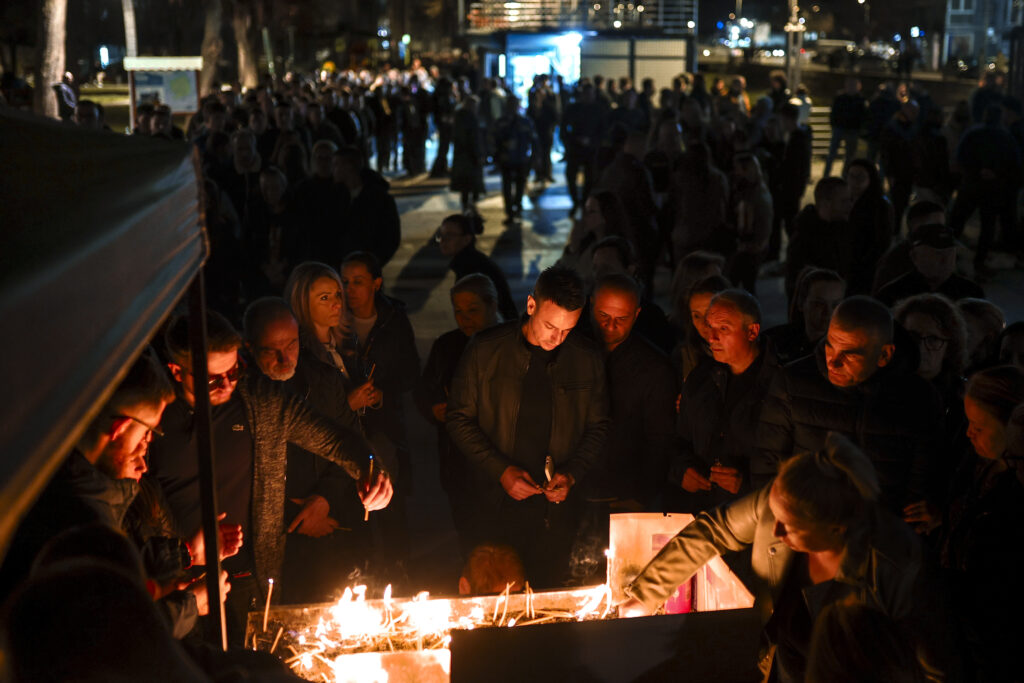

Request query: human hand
[
  {"left": 288, "top": 495, "right": 339, "bottom": 537},
  {"left": 903, "top": 500, "right": 941, "bottom": 534},
  {"left": 188, "top": 570, "right": 231, "bottom": 616},
  {"left": 500, "top": 466, "right": 543, "bottom": 500},
  {"left": 709, "top": 466, "right": 742, "bottom": 495},
  {"left": 348, "top": 381, "right": 377, "bottom": 412},
  {"left": 543, "top": 472, "right": 575, "bottom": 504},
  {"left": 681, "top": 468, "right": 712, "bottom": 493},
  {"left": 359, "top": 468, "right": 393, "bottom": 511},
  {"left": 189, "top": 513, "right": 244, "bottom": 565},
  {"left": 431, "top": 402, "right": 447, "bottom": 423},
  {"left": 618, "top": 597, "right": 651, "bottom": 618}
]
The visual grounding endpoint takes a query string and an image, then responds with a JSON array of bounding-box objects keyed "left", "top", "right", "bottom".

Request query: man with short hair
[
  {"left": 586, "top": 273, "right": 676, "bottom": 509},
  {"left": 785, "top": 176, "right": 855, "bottom": 295},
  {"left": 149, "top": 310, "right": 390, "bottom": 642},
  {"left": 589, "top": 235, "right": 675, "bottom": 353},
  {"left": 243, "top": 298, "right": 369, "bottom": 603},
  {"left": 447, "top": 266, "right": 609, "bottom": 587},
  {"left": 757, "top": 296, "right": 940, "bottom": 512},
  {"left": 875, "top": 223, "right": 984, "bottom": 306},
  {"left": 671, "top": 290, "right": 780, "bottom": 511}
]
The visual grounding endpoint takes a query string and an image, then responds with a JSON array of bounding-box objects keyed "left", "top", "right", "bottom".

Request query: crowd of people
[{"left": 4, "top": 62, "right": 1024, "bottom": 682}]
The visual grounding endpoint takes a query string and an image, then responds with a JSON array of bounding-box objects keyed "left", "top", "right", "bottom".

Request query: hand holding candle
[{"left": 360, "top": 454, "right": 393, "bottom": 520}]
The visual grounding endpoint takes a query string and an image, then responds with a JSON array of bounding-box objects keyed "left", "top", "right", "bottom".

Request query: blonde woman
[{"left": 284, "top": 261, "right": 379, "bottom": 413}]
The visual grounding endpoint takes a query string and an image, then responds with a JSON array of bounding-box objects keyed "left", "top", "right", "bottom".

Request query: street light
[{"left": 857, "top": 0, "right": 870, "bottom": 38}]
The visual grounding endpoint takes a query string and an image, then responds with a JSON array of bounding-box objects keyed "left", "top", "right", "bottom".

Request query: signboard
[
  {"left": 132, "top": 70, "right": 199, "bottom": 113},
  {"left": 124, "top": 56, "right": 203, "bottom": 133}
]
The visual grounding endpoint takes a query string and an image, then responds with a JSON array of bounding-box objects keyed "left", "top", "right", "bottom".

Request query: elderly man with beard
[
  {"left": 149, "top": 310, "right": 391, "bottom": 644},
  {"left": 242, "top": 297, "right": 371, "bottom": 603}
]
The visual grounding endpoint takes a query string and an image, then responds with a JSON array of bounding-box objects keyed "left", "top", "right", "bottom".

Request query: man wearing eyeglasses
[
  {"left": 149, "top": 310, "right": 390, "bottom": 645},
  {"left": 1, "top": 349, "right": 173, "bottom": 597}
]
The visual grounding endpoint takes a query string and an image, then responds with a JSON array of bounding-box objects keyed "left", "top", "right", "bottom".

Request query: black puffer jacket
[
  {"left": 447, "top": 319, "right": 610, "bottom": 487},
  {"left": 670, "top": 342, "right": 782, "bottom": 511},
  {"left": 755, "top": 342, "right": 942, "bottom": 513}
]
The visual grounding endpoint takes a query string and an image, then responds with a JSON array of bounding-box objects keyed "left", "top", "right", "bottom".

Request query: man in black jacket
[
  {"left": 671, "top": 289, "right": 780, "bottom": 513},
  {"left": 243, "top": 298, "right": 370, "bottom": 603},
  {"left": 447, "top": 266, "right": 609, "bottom": 587},
  {"left": 585, "top": 273, "right": 676, "bottom": 510},
  {"left": 149, "top": 311, "right": 391, "bottom": 644},
  {"left": 756, "top": 296, "right": 941, "bottom": 513}
]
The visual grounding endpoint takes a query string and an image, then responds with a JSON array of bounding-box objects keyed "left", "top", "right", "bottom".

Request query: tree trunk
[
  {"left": 200, "top": 0, "right": 223, "bottom": 95},
  {"left": 33, "top": 0, "right": 67, "bottom": 118},
  {"left": 231, "top": 0, "right": 259, "bottom": 90}
]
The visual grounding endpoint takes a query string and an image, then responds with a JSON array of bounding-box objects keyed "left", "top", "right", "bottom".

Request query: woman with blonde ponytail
[{"left": 622, "top": 433, "right": 953, "bottom": 681}]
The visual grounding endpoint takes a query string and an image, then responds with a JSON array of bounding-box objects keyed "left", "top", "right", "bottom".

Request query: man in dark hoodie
[{"left": 333, "top": 145, "right": 401, "bottom": 266}]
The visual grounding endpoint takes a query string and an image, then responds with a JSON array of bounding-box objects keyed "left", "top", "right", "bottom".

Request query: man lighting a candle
[
  {"left": 149, "top": 311, "right": 391, "bottom": 645},
  {"left": 447, "top": 266, "right": 609, "bottom": 588}
]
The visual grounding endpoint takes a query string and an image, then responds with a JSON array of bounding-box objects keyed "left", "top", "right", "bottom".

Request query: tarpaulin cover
[{"left": 0, "top": 107, "right": 204, "bottom": 555}]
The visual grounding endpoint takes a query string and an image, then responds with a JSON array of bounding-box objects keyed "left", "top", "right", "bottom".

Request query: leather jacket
[
  {"left": 627, "top": 483, "right": 923, "bottom": 619},
  {"left": 446, "top": 319, "right": 610, "bottom": 486},
  {"left": 625, "top": 483, "right": 955, "bottom": 679}
]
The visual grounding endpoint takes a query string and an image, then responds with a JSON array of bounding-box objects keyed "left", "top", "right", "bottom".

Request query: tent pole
[{"left": 187, "top": 270, "right": 227, "bottom": 650}]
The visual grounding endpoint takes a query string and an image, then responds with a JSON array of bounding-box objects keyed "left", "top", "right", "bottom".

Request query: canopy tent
[{"left": 0, "top": 107, "right": 205, "bottom": 558}]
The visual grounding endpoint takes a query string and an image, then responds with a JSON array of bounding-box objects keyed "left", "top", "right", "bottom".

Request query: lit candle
[{"left": 263, "top": 578, "right": 275, "bottom": 632}]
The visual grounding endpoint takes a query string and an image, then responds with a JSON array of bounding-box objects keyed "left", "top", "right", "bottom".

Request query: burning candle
[{"left": 263, "top": 578, "right": 274, "bottom": 632}]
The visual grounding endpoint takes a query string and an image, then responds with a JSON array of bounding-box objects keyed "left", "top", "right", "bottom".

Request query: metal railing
[{"left": 465, "top": 0, "right": 696, "bottom": 33}]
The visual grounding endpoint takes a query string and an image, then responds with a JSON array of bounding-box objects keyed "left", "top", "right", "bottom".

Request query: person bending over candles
[{"left": 620, "top": 433, "right": 956, "bottom": 682}]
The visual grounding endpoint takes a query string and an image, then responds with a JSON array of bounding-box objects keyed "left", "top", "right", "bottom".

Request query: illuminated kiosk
[
  {"left": 462, "top": 0, "right": 698, "bottom": 100},
  {"left": 247, "top": 513, "right": 761, "bottom": 683},
  {"left": 124, "top": 56, "right": 203, "bottom": 133}
]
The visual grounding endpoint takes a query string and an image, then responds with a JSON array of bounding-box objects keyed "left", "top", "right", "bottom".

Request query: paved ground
[{"left": 375, "top": 150, "right": 1024, "bottom": 598}]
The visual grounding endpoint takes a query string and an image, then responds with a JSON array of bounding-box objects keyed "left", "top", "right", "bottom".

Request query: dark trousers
[
  {"left": 565, "top": 152, "right": 595, "bottom": 210},
  {"left": 535, "top": 130, "right": 554, "bottom": 180},
  {"left": 501, "top": 165, "right": 529, "bottom": 217},
  {"left": 889, "top": 175, "right": 913, "bottom": 233},
  {"left": 431, "top": 123, "right": 453, "bottom": 176},
  {"left": 376, "top": 134, "right": 393, "bottom": 171},
  {"left": 403, "top": 132, "right": 427, "bottom": 174},
  {"left": 728, "top": 249, "right": 761, "bottom": 294},
  {"left": 477, "top": 489, "right": 584, "bottom": 589},
  {"left": 950, "top": 179, "right": 1018, "bottom": 266}
]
